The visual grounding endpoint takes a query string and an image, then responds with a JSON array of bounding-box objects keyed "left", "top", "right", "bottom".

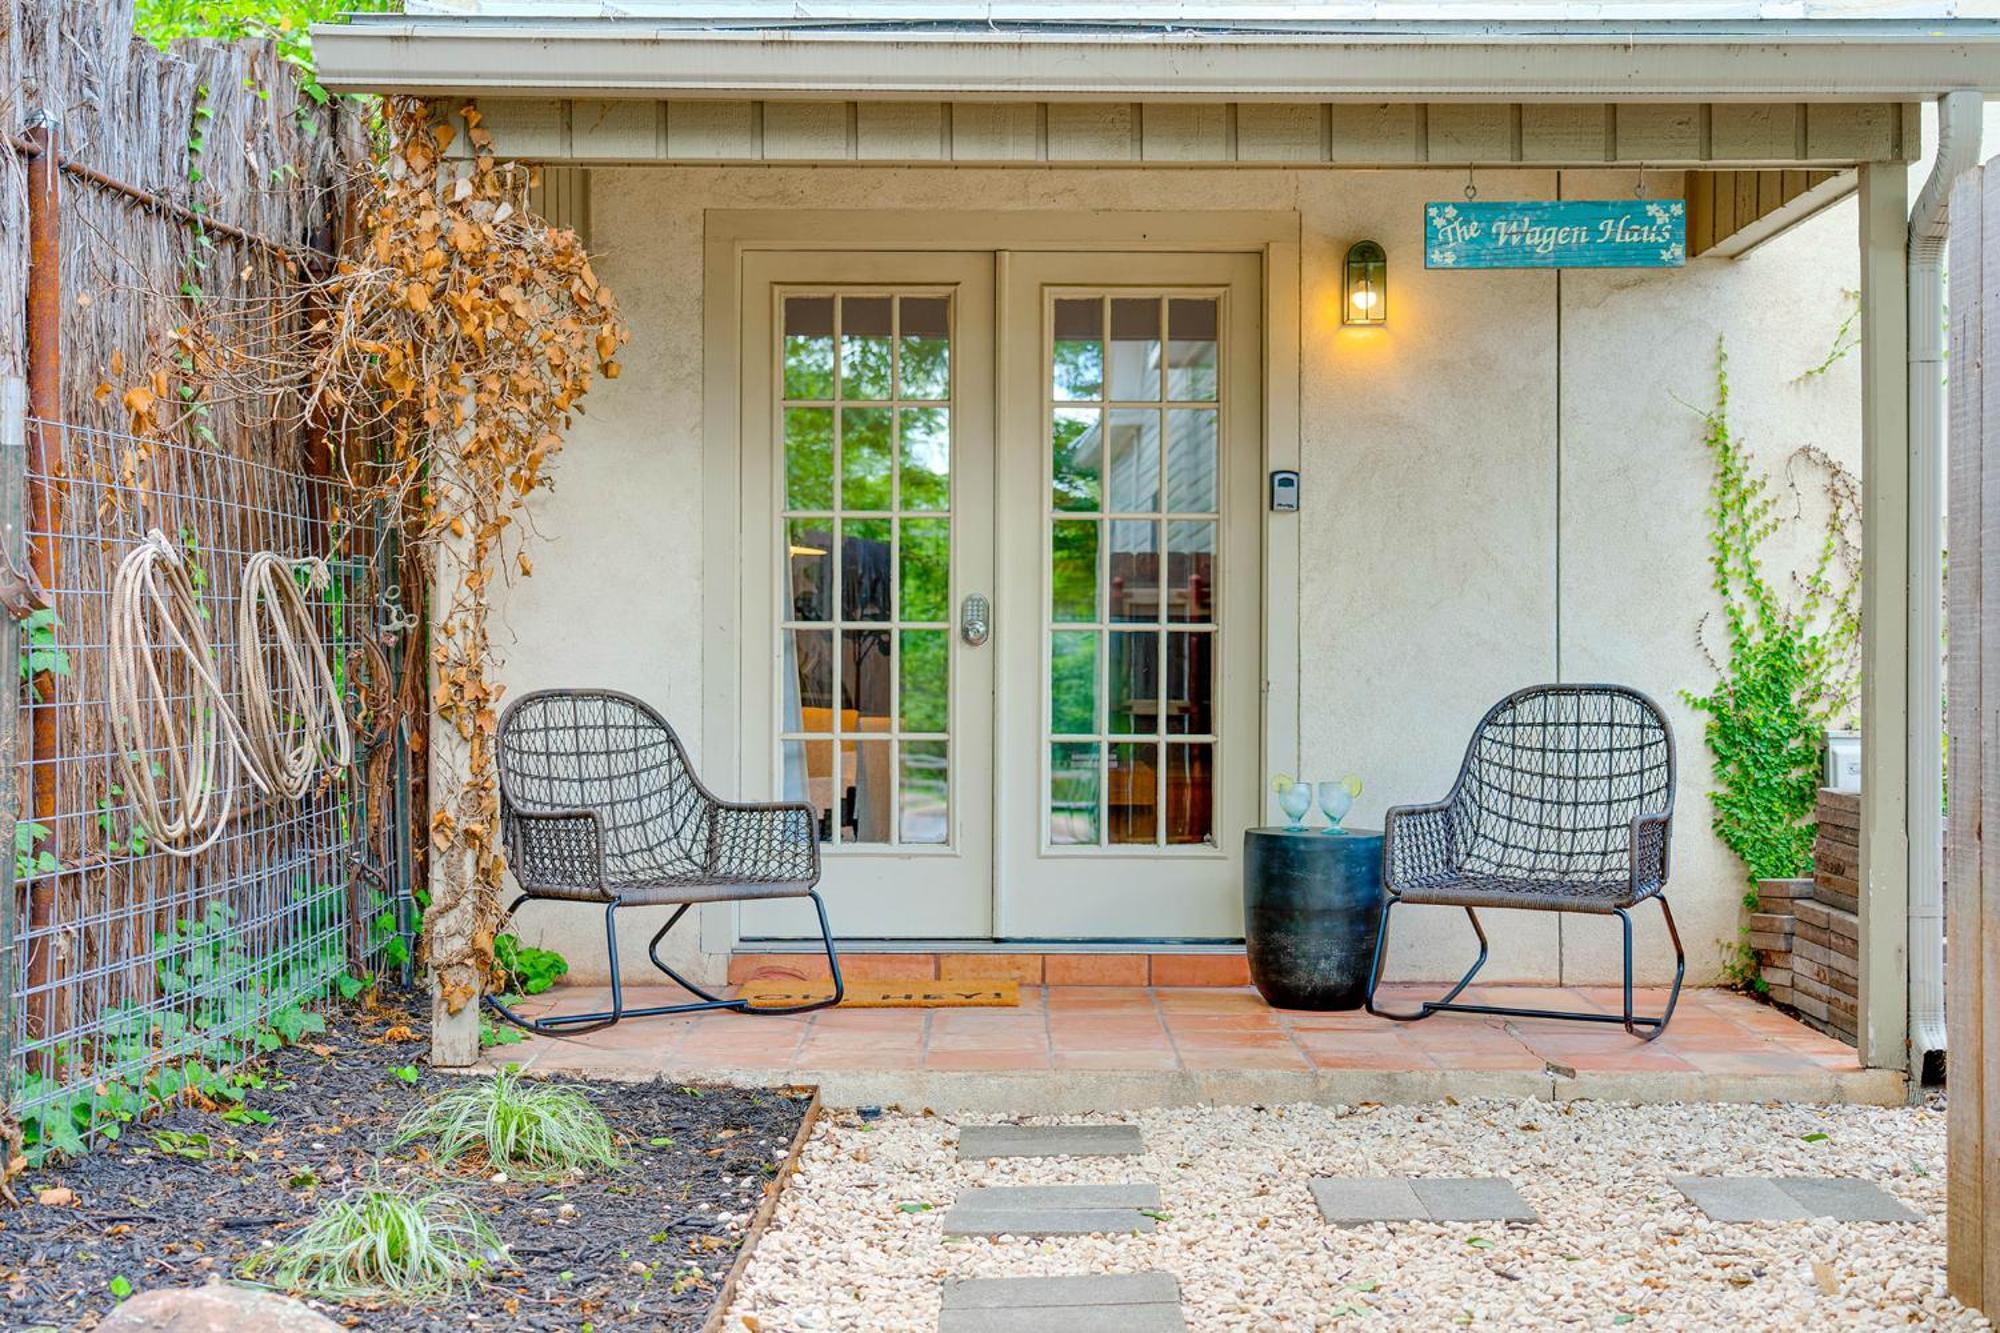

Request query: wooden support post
[
  {"left": 1947, "top": 157, "right": 2000, "bottom": 1318},
  {"left": 1857, "top": 159, "right": 1912, "bottom": 1074},
  {"left": 428, "top": 528, "right": 482, "bottom": 1069}
]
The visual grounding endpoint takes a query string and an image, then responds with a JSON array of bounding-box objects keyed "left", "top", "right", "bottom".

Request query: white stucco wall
[{"left": 491, "top": 162, "right": 1868, "bottom": 989}]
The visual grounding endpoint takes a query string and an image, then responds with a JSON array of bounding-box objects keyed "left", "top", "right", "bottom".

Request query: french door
[{"left": 739, "top": 249, "right": 1261, "bottom": 941}]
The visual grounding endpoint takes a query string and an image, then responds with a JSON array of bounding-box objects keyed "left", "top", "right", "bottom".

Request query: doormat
[{"left": 738, "top": 979, "right": 1020, "bottom": 1009}]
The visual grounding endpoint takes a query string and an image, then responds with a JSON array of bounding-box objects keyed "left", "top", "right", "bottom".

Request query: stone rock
[{"left": 97, "top": 1283, "right": 340, "bottom": 1333}]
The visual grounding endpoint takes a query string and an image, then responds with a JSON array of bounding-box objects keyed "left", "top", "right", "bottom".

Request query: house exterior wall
[{"left": 491, "top": 162, "right": 1863, "bottom": 989}]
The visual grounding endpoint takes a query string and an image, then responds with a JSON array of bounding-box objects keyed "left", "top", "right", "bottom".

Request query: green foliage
[
  {"left": 16, "top": 888, "right": 348, "bottom": 1163},
  {"left": 134, "top": 0, "right": 403, "bottom": 113},
  {"left": 493, "top": 933, "right": 568, "bottom": 996},
  {"left": 19, "top": 608, "right": 70, "bottom": 702},
  {"left": 240, "top": 1185, "right": 503, "bottom": 1303},
  {"left": 395, "top": 1065, "right": 619, "bottom": 1179},
  {"left": 479, "top": 1012, "right": 526, "bottom": 1050},
  {"left": 1684, "top": 338, "right": 1861, "bottom": 898}
]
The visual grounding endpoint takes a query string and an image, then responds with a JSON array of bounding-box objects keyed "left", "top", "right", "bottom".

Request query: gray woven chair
[
  {"left": 486, "top": 688, "right": 842, "bottom": 1034},
  {"left": 1364, "top": 683, "right": 1683, "bottom": 1040}
]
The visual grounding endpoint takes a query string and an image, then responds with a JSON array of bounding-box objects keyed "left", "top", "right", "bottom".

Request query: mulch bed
[{"left": 0, "top": 993, "right": 812, "bottom": 1330}]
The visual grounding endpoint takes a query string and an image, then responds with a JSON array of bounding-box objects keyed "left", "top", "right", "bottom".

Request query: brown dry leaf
[{"left": 36, "top": 1187, "right": 75, "bottom": 1208}]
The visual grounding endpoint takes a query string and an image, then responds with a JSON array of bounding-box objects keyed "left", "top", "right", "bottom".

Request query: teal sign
[{"left": 1425, "top": 199, "right": 1686, "bottom": 269}]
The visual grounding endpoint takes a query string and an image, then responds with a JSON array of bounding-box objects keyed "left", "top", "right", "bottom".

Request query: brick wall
[{"left": 1747, "top": 788, "right": 1860, "bottom": 1047}]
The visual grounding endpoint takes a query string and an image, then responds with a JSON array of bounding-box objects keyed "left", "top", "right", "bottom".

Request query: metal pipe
[
  {"left": 1909, "top": 88, "right": 1983, "bottom": 1083},
  {"left": 21, "top": 113, "right": 61, "bottom": 1065},
  {"left": 9, "top": 131, "right": 334, "bottom": 271}
]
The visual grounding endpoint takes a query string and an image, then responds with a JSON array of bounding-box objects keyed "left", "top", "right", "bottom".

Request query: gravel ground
[
  {"left": 0, "top": 996, "right": 810, "bottom": 1331},
  {"left": 725, "top": 1098, "right": 1983, "bottom": 1331}
]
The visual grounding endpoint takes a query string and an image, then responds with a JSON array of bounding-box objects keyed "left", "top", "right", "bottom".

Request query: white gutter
[
  {"left": 1909, "top": 87, "right": 1981, "bottom": 1083},
  {"left": 312, "top": 20, "right": 2000, "bottom": 100}
]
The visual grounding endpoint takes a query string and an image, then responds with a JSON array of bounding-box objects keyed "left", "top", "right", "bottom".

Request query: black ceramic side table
[{"left": 1242, "top": 827, "right": 1386, "bottom": 1010}]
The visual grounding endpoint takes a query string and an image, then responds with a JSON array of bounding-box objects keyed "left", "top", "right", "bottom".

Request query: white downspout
[{"left": 1909, "top": 88, "right": 1982, "bottom": 1082}]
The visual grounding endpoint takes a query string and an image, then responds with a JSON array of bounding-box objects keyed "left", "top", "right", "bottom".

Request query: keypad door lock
[{"left": 960, "top": 593, "right": 991, "bottom": 646}]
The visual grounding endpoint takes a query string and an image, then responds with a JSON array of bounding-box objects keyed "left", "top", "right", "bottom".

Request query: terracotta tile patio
[{"left": 487, "top": 982, "right": 1903, "bottom": 1113}]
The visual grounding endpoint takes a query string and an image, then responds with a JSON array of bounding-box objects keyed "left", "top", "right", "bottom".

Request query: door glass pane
[
  {"left": 780, "top": 739, "right": 833, "bottom": 843},
  {"left": 1108, "top": 298, "right": 1161, "bottom": 401},
  {"left": 841, "top": 296, "right": 893, "bottom": 400},
  {"left": 1167, "top": 298, "right": 1218, "bottom": 401},
  {"left": 847, "top": 738, "right": 893, "bottom": 843},
  {"left": 900, "top": 407, "right": 950, "bottom": 510},
  {"left": 1165, "top": 743, "right": 1214, "bottom": 845},
  {"left": 784, "top": 297, "right": 835, "bottom": 399},
  {"left": 786, "top": 521, "right": 834, "bottom": 622},
  {"left": 1109, "top": 631, "right": 1157, "bottom": 736},
  {"left": 1051, "top": 520, "right": 1098, "bottom": 623},
  {"left": 900, "top": 629, "right": 948, "bottom": 732},
  {"left": 1106, "top": 410, "right": 1160, "bottom": 513},
  {"left": 1166, "top": 409, "right": 1217, "bottom": 513},
  {"left": 782, "top": 289, "right": 956, "bottom": 849},
  {"left": 1050, "top": 742, "right": 1101, "bottom": 846},
  {"left": 898, "top": 296, "right": 951, "bottom": 400},
  {"left": 1052, "top": 298, "right": 1103, "bottom": 400},
  {"left": 1108, "top": 742, "right": 1159, "bottom": 845},
  {"left": 1165, "top": 631, "right": 1212, "bottom": 735},
  {"left": 1166, "top": 520, "right": 1216, "bottom": 624},
  {"left": 786, "top": 629, "right": 833, "bottom": 714},
  {"left": 1044, "top": 287, "right": 1223, "bottom": 851},
  {"left": 784, "top": 407, "right": 833, "bottom": 510},
  {"left": 843, "top": 518, "right": 892, "bottom": 621},
  {"left": 900, "top": 740, "right": 949, "bottom": 844},
  {"left": 841, "top": 406, "right": 893, "bottom": 511},
  {"left": 1108, "top": 519, "right": 1158, "bottom": 624},
  {"left": 1050, "top": 631, "right": 1097, "bottom": 735},
  {"left": 900, "top": 518, "right": 950, "bottom": 623},
  {"left": 1052, "top": 408, "right": 1100, "bottom": 512}
]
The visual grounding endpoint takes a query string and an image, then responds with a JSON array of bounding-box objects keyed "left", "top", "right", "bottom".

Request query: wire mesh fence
[{"left": 4, "top": 415, "right": 412, "bottom": 1158}]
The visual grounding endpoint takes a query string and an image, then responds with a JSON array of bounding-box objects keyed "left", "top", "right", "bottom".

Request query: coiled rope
[
  {"left": 109, "top": 532, "right": 356, "bottom": 857},
  {"left": 238, "top": 550, "right": 354, "bottom": 800},
  {"left": 108, "top": 529, "right": 239, "bottom": 857}
]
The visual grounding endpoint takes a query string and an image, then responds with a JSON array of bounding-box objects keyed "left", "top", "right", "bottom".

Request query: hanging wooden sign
[{"left": 1425, "top": 199, "right": 1687, "bottom": 269}]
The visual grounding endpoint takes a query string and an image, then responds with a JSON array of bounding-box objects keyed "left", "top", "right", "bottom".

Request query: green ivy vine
[{"left": 1683, "top": 338, "right": 1861, "bottom": 984}]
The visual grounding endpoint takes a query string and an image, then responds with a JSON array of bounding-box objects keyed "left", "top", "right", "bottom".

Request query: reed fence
[{"left": 0, "top": 0, "right": 416, "bottom": 1156}]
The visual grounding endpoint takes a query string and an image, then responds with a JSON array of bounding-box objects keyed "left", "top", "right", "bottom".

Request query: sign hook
[{"left": 1463, "top": 167, "right": 1478, "bottom": 201}]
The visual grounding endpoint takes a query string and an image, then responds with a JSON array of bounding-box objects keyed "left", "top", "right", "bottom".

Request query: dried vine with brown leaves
[{"left": 309, "top": 99, "right": 626, "bottom": 1010}]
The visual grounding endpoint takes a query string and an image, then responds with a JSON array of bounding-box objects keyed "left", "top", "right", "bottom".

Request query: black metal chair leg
[
  {"left": 484, "top": 891, "right": 847, "bottom": 1036},
  {"left": 650, "top": 891, "right": 846, "bottom": 1017},
  {"left": 1405, "top": 898, "right": 1685, "bottom": 1039},
  {"left": 486, "top": 897, "right": 630, "bottom": 1036},
  {"left": 1366, "top": 903, "right": 1491, "bottom": 1022}
]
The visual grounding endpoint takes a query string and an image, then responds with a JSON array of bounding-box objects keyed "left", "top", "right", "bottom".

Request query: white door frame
[{"left": 700, "top": 209, "right": 1302, "bottom": 952}]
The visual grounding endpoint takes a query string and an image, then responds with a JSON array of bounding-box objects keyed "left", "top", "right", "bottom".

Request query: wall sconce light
[{"left": 1344, "top": 241, "right": 1387, "bottom": 326}]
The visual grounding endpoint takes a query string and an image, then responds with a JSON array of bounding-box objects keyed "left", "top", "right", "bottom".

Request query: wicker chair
[
  {"left": 1363, "top": 684, "right": 1684, "bottom": 1040},
  {"left": 486, "top": 689, "right": 843, "bottom": 1034}
]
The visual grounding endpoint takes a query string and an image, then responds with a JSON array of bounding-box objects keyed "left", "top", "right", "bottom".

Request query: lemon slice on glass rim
[{"left": 1269, "top": 772, "right": 1296, "bottom": 794}]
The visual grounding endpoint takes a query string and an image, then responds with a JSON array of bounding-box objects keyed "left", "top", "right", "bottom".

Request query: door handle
[{"left": 960, "top": 593, "right": 990, "bottom": 647}]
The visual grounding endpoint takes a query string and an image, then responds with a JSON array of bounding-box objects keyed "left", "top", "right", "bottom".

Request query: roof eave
[{"left": 311, "top": 23, "right": 2000, "bottom": 101}]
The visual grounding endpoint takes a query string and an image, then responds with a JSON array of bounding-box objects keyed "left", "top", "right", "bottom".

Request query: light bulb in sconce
[{"left": 1343, "top": 240, "right": 1387, "bottom": 326}]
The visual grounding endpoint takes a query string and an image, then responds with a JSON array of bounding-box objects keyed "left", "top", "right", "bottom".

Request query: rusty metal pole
[{"left": 21, "top": 112, "right": 62, "bottom": 1064}]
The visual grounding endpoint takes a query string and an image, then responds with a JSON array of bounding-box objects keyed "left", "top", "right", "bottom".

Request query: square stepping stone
[
  {"left": 1309, "top": 1177, "right": 1539, "bottom": 1227},
  {"left": 943, "top": 1184, "right": 1163, "bottom": 1237},
  {"left": 959, "top": 1123, "right": 1144, "bottom": 1160},
  {"left": 1671, "top": 1176, "right": 1921, "bottom": 1223},
  {"left": 940, "top": 1273, "right": 1186, "bottom": 1332}
]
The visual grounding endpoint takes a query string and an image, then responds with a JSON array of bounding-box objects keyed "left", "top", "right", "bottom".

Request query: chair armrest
[
  {"left": 509, "top": 809, "right": 608, "bottom": 896},
  {"left": 1382, "top": 799, "right": 1457, "bottom": 894},
  {"left": 1629, "top": 811, "right": 1672, "bottom": 900},
  {"left": 707, "top": 800, "right": 821, "bottom": 885}
]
